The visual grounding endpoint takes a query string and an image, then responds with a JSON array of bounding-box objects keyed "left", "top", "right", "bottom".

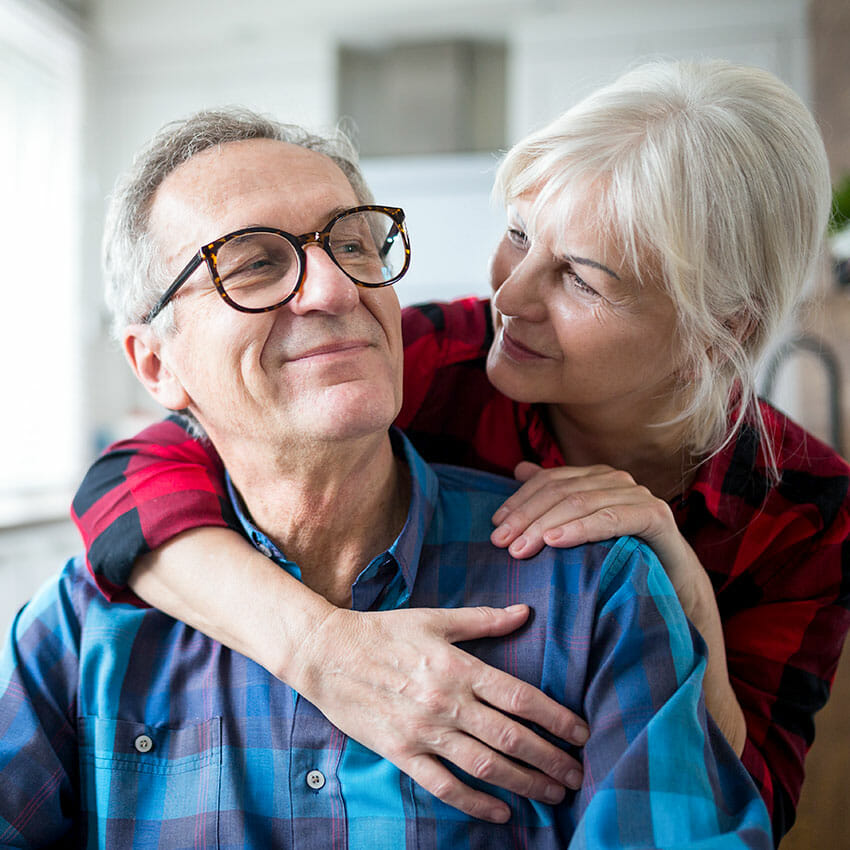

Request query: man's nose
[{"left": 287, "top": 243, "right": 360, "bottom": 316}]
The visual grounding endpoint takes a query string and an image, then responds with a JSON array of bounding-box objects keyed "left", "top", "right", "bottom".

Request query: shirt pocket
[{"left": 78, "top": 715, "right": 221, "bottom": 849}]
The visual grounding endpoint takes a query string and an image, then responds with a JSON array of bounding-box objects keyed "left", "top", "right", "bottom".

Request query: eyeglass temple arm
[
  {"left": 379, "top": 223, "right": 401, "bottom": 260},
  {"left": 143, "top": 254, "right": 204, "bottom": 324}
]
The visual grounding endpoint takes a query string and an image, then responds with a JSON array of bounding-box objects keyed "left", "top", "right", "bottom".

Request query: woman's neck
[{"left": 545, "top": 403, "right": 699, "bottom": 501}]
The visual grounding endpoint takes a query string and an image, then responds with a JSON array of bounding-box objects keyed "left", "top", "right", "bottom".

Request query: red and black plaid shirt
[{"left": 72, "top": 297, "right": 850, "bottom": 844}]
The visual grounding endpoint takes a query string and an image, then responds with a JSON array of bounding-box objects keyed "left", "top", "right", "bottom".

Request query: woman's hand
[
  {"left": 491, "top": 462, "right": 695, "bottom": 591},
  {"left": 490, "top": 462, "right": 746, "bottom": 754},
  {"left": 290, "top": 603, "right": 589, "bottom": 823}
]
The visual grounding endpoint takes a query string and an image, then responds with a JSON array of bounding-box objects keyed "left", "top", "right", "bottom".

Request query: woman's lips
[{"left": 499, "top": 327, "right": 549, "bottom": 362}]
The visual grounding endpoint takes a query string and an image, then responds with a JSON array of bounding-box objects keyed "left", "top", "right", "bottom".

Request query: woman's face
[{"left": 486, "top": 191, "right": 684, "bottom": 423}]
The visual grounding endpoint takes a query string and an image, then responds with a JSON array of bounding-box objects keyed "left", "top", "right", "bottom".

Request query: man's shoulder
[
  {"left": 12, "top": 556, "right": 90, "bottom": 626},
  {"left": 431, "top": 461, "right": 519, "bottom": 502},
  {"left": 431, "top": 461, "right": 664, "bottom": 587},
  {"left": 9, "top": 554, "right": 144, "bottom": 648}
]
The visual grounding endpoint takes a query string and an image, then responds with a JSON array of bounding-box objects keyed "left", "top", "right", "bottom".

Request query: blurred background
[{"left": 1, "top": 1, "right": 848, "bottom": 844}]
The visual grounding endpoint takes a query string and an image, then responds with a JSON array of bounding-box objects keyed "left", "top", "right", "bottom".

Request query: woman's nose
[{"left": 490, "top": 245, "right": 545, "bottom": 321}]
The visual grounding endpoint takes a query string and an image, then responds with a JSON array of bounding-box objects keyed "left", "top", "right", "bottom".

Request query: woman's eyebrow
[{"left": 564, "top": 254, "right": 621, "bottom": 280}]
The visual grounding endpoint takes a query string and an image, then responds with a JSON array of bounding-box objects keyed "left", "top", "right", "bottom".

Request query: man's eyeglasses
[{"left": 143, "top": 205, "right": 411, "bottom": 324}]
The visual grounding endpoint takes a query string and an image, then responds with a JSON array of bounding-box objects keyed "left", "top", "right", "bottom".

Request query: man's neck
[{"left": 220, "top": 432, "right": 410, "bottom": 608}]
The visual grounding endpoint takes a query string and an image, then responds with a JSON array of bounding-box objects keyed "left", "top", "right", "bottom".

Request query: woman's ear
[
  {"left": 122, "top": 324, "right": 191, "bottom": 411},
  {"left": 725, "top": 312, "right": 757, "bottom": 345}
]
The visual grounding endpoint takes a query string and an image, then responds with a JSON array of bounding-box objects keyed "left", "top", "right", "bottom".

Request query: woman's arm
[
  {"left": 130, "top": 529, "right": 587, "bottom": 822},
  {"left": 489, "top": 462, "right": 746, "bottom": 753},
  {"left": 488, "top": 458, "right": 850, "bottom": 839}
]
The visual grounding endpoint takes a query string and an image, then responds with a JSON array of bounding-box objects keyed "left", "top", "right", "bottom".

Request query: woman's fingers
[
  {"left": 438, "top": 602, "right": 532, "bottom": 641},
  {"left": 492, "top": 464, "right": 619, "bottom": 527},
  {"left": 408, "top": 725, "right": 572, "bottom": 807},
  {"left": 513, "top": 493, "right": 675, "bottom": 558},
  {"left": 493, "top": 483, "right": 651, "bottom": 557}
]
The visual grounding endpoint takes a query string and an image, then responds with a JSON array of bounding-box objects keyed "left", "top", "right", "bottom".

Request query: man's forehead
[
  {"left": 158, "top": 138, "right": 350, "bottom": 206},
  {"left": 148, "top": 137, "right": 357, "bottom": 260}
]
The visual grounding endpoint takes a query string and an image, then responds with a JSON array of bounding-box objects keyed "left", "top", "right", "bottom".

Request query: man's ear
[{"left": 122, "top": 324, "right": 191, "bottom": 411}]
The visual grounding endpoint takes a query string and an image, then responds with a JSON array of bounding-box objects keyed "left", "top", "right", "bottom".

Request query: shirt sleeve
[
  {"left": 570, "top": 537, "right": 773, "bottom": 849},
  {"left": 0, "top": 561, "right": 83, "bottom": 845},
  {"left": 722, "top": 497, "right": 850, "bottom": 841},
  {"left": 70, "top": 415, "right": 238, "bottom": 603}
]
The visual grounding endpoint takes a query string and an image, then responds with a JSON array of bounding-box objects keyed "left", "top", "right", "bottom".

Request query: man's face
[{"left": 144, "top": 139, "right": 404, "bottom": 455}]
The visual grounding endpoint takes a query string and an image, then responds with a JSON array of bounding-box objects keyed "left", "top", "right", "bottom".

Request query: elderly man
[{"left": 0, "top": 110, "right": 771, "bottom": 848}]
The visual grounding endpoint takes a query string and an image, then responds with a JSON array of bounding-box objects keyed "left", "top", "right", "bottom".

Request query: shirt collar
[{"left": 224, "top": 428, "right": 438, "bottom": 609}]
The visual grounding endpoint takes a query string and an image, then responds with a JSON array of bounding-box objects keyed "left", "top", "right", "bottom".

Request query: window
[
  {"left": 0, "top": 0, "right": 84, "bottom": 522},
  {"left": 337, "top": 39, "right": 506, "bottom": 157}
]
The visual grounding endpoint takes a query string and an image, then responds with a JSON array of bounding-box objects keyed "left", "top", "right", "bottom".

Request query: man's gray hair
[{"left": 102, "top": 107, "right": 373, "bottom": 338}]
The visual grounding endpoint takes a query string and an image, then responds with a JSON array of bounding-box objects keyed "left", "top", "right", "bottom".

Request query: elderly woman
[{"left": 73, "top": 60, "right": 850, "bottom": 843}]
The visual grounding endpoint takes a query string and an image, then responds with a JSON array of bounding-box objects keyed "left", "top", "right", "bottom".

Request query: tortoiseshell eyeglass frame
[{"left": 142, "top": 205, "right": 411, "bottom": 324}]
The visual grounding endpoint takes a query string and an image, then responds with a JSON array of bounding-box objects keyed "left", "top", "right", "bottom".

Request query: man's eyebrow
[
  {"left": 325, "top": 205, "right": 354, "bottom": 220},
  {"left": 243, "top": 206, "right": 355, "bottom": 231},
  {"left": 564, "top": 254, "right": 621, "bottom": 281}
]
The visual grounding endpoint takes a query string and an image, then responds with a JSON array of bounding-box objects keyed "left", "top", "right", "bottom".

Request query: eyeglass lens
[{"left": 214, "top": 209, "right": 406, "bottom": 310}]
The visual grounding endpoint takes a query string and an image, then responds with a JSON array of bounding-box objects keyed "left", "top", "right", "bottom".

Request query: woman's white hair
[
  {"left": 103, "top": 107, "right": 373, "bottom": 339},
  {"left": 494, "top": 59, "right": 832, "bottom": 478}
]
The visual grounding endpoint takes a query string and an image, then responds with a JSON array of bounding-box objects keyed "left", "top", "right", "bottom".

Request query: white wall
[{"left": 507, "top": 0, "right": 809, "bottom": 138}]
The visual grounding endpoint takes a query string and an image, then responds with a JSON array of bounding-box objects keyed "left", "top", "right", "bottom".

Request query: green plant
[{"left": 830, "top": 174, "right": 850, "bottom": 233}]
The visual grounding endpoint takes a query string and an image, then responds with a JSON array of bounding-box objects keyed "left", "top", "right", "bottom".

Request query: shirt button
[
  {"left": 306, "top": 769, "right": 326, "bottom": 790},
  {"left": 134, "top": 734, "right": 153, "bottom": 753}
]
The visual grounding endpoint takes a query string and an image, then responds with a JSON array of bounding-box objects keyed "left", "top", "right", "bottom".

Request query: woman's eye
[
  {"left": 506, "top": 227, "right": 529, "bottom": 250},
  {"left": 565, "top": 268, "right": 599, "bottom": 298}
]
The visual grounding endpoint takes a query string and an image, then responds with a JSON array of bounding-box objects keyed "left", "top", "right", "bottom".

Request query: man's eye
[
  {"left": 222, "top": 254, "right": 273, "bottom": 278},
  {"left": 247, "top": 257, "right": 272, "bottom": 270},
  {"left": 334, "top": 240, "right": 366, "bottom": 255}
]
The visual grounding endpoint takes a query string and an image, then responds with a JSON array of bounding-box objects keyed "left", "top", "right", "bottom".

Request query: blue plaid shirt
[{"left": 0, "top": 431, "right": 770, "bottom": 848}]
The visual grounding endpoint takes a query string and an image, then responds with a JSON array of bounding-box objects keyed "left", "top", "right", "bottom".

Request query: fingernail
[
  {"left": 544, "top": 783, "right": 565, "bottom": 804},
  {"left": 544, "top": 528, "right": 563, "bottom": 543},
  {"left": 566, "top": 769, "right": 583, "bottom": 790},
  {"left": 492, "top": 507, "right": 508, "bottom": 524},
  {"left": 491, "top": 524, "right": 512, "bottom": 545},
  {"left": 572, "top": 723, "right": 589, "bottom": 745},
  {"left": 510, "top": 535, "right": 528, "bottom": 555},
  {"left": 489, "top": 805, "right": 511, "bottom": 823}
]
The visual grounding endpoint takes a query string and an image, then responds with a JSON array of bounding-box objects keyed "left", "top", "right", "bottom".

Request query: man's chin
[{"left": 297, "top": 381, "right": 400, "bottom": 440}]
